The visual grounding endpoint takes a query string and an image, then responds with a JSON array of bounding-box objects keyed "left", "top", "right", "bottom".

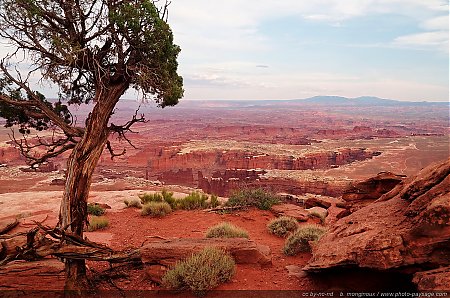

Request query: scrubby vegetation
[
  {"left": 124, "top": 198, "right": 142, "bottom": 209},
  {"left": 267, "top": 216, "right": 299, "bottom": 237},
  {"left": 141, "top": 201, "right": 172, "bottom": 217},
  {"left": 226, "top": 188, "right": 280, "bottom": 210},
  {"left": 177, "top": 191, "right": 209, "bottom": 210},
  {"left": 137, "top": 190, "right": 219, "bottom": 211},
  {"left": 88, "top": 216, "right": 109, "bottom": 232},
  {"left": 87, "top": 203, "right": 106, "bottom": 216},
  {"left": 210, "top": 194, "right": 220, "bottom": 208},
  {"left": 162, "top": 247, "right": 235, "bottom": 296},
  {"left": 310, "top": 211, "right": 326, "bottom": 224},
  {"left": 283, "top": 224, "right": 326, "bottom": 255},
  {"left": 206, "top": 222, "right": 249, "bottom": 239}
]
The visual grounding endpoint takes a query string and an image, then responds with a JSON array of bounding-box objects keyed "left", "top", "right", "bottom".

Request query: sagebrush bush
[
  {"left": 141, "top": 201, "right": 172, "bottom": 217},
  {"left": 161, "top": 189, "right": 177, "bottom": 209},
  {"left": 267, "top": 216, "right": 299, "bottom": 237},
  {"left": 310, "top": 211, "right": 326, "bottom": 224},
  {"left": 177, "top": 192, "right": 209, "bottom": 210},
  {"left": 124, "top": 198, "right": 142, "bottom": 209},
  {"left": 87, "top": 203, "right": 105, "bottom": 216},
  {"left": 226, "top": 188, "right": 280, "bottom": 210},
  {"left": 162, "top": 247, "right": 235, "bottom": 296},
  {"left": 210, "top": 195, "right": 220, "bottom": 208},
  {"left": 205, "top": 222, "right": 249, "bottom": 239},
  {"left": 88, "top": 216, "right": 109, "bottom": 231},
  {"left": 139, "top": 192, "right": 164, "bottom": 204},
  {"left": 283, "top": 224, "right": 326, "bottom": 255}
]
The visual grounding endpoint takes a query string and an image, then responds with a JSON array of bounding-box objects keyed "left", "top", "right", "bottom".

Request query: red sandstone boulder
[
  {"left": 303, "top": 194, "right": 345, "bottom": 209},
  {"left": 0, "top": 259, "right": 65, "bottom": 290},
  {"left": 342, "top": 171, "right": 405, "bottom": 211},
  {"left": 140, "top": 238, "right": 272, "bottom": 283},
  {"left": 271, "top": 204, "right": 309, "bottom": 221},
  {"left": 305, "top": 159, "right": 450, "bottom": 274}
]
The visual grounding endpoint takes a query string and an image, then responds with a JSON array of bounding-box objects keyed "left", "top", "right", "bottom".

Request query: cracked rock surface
[{"left": 305, "top": 158, "right": 450, "bottom": 286}]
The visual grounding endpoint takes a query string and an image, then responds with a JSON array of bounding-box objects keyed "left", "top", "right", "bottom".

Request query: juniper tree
[{"left": 0, "top": 0, "right": 183, "bottom": 290}]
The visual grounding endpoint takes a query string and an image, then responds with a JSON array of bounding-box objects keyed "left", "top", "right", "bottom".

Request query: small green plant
[
  {"left": 177, "top": 192, "right": 209, "bottom": 210},
  {"left": 161, "top": 189, "right": 177, "bottom": 209},
  {"left": 210, "top": 194, "right": 220, "bottom": 208},
  {"left": 226, "top": 188, "right": 280, "bottom": 210},
  {"left": 267, "top": 216, "right": 299, "bottom": 237},
  {"left": 162, "top": 247, "right": 235, "bottom": 296},
  {"left": 206, "top": 222, "right": 249, "bottom": 239},
  {"left": 283, "top": 224, "right": 326, "bottom": 255},
  {"left": 139, "top": 192, "right": 164, "bottom": 204},
  {"left": 87, "top": 203, "right": 105, "bottom": 216},
  {"left": 88, "top": 216, "right": 109, "bottom": 232},
  {"left": 141, "top": 201, "right": 172, "bottom": 217},
  {"left": 124, "top": 198, "right": 142, "bottom": 209}
]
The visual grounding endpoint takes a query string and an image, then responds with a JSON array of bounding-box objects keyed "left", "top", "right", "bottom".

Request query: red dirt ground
[{"left": 85, "top": 207, "right": 322, "bottom": 292}]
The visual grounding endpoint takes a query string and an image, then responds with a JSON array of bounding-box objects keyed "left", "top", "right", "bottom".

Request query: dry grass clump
[
  {"left": 267, "top": 216, "right": 299, "bottom": 237},
  {"left": 141, "top": 201, "right": 172, "bottom": 217},
  {"left": 310, "top": 211, "right": 326, "bottom": 224},
  {"left": 226, "top": 188, "right": 280, "bottom": 210},
  {"left": 162, "top": 247, "right": 235, "bottom": 296},
  {"left": 283, "top": 224, "right": 326, "bottom": 255},
  {"left": 124, "top": 198, "right": 142, "bottom": 209},
  {"left": 205, "top": 222, "right": 249, "bottom": 239},
  {"left": 177, "top": 191, "right": 209, "bottom": 210},
  {"left": 88, "top": 216, "right": 109, "bottom": 232}
]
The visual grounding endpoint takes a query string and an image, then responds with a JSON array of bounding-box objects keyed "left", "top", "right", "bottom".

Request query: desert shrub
[
  {"left": 205, "top": 222, "right": 249, "bottom": 239},
  {"left": 283, "top": 224, "right": 326, "bottom": 255},
  {"left": 226, "top": 188, "right": 280, "bottom": 210},
  {"left": 124, "top": 198, "right": 142, "bottom": 209},
  {"left": 310, "top": 211, "right": 326, "bottom": 225},
  {"left": 141, "top": 201, "right": 172, "bottom": 217},
  {"left": 87, "top": 203, "right": 105, "bottom": 216},
  {"left": 177, "top": 192, "right": 209, "bottom": 210},
  {"left": 267, "top": 216, "right": 299, "bottom": 237},
  {"left": 88, "top": 216, "right": 109, "bottom": 231},
  {"left": 209, "top": 195, "right": 220, "bottom": 208},
  {"left": 162, "top": 247, "right": 235, "bottom": 296},
  {"left": 161, "top": 189, "right": 177, "bottom": 209},
  {"left": 139, "top": 192, "right": 164, "bottom": 204}
]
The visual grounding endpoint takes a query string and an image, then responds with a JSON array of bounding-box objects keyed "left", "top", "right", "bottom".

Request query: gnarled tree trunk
[{"left": 58, "top": 83, "right": 128, "bottom": 291}]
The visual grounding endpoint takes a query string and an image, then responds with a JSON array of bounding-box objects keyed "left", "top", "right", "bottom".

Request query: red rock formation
[
  {"left": 305, "top": 158, "right": 450, "bottom": 290},
  {"left": 343, "top": 172, "right": 406, "bottom": 210}
]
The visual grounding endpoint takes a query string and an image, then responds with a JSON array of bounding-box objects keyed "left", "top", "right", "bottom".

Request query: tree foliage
[{"left": 0, "top": 0, "right": 183, "bottom": 166}]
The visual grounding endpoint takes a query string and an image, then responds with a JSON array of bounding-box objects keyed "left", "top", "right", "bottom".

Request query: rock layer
[{"left": 305, "top": 159, "right": 450, "bottom": 278}]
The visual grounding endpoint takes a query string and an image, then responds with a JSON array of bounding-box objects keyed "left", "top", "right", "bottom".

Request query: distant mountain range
[
  {"left": 294, "top": 96, "right": 448, "bottom": 106},
  {"left": 176, "top": 96, "right": 448, "bottom": 108}
]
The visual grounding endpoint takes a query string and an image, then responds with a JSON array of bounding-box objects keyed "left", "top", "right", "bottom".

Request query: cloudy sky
[{"left": 167, "top": 0, "right": 449, "bottom": 101}]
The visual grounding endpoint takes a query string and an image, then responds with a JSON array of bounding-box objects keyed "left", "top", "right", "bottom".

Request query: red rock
[
  {"left": 271, "top": 204, "right": 309, "bottom": 222},
  {"left": 413, "top": 266, "right": 450, "bottom": 291},
  {"left": 342, "top": 171, "right": 405, "bottom": 211},
  {"left": 140, "top": 238, "right": 272, "bottom": 267},
  {"left": 0, "top": 259, "right": 65, "bottom": 290},
  {"left": 305, "top": 158, "right": 450, "bottom": 273},
  {"left": 305, "top": 207, "right": 328, "bottom": 220}
]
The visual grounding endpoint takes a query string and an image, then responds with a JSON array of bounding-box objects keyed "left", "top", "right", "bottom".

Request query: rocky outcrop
[
  {"left": 141, "top": 238, "right": 272, "bottom": 283},
  {"left": 413, "top": 267, "right": 450, "bottom": 291},
  {"left": 342, "top": 172, "right": 405, "bottom": 211},
  {"left": 271, "top": 204, "right": 309, "bottom": 221},
  {"left": 305, "top": 159, "right": 450, "bottom": 278},
  {"left": 0, "top": 259, "right": 65, "bottom": 290},
  {"left": 140, "top": 238, "right": 271, "bottom": 267}
]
